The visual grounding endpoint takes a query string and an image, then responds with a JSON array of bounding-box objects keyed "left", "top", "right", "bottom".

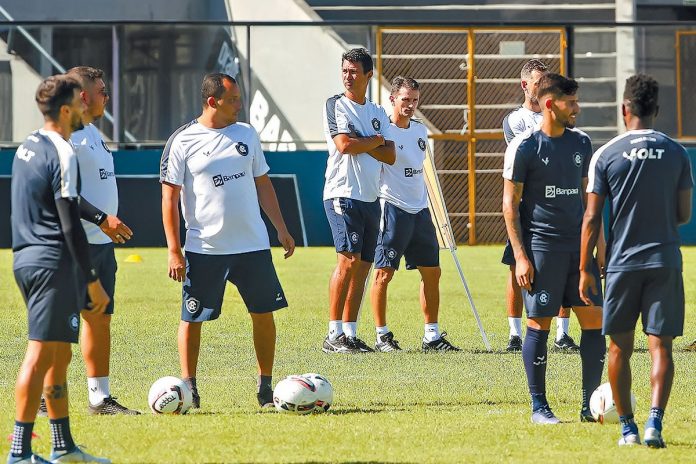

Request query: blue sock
[
  {"left": 580, "top": 329, "right": 606, "bottom": 409},
  {"left": 619, "top": 414, "right": 638, "bottom": 436},
  {"left": 523, "top": 327, "right": 549, "bottom": 411},
  {"left": 646, "top": 407, "right": 664, "bottom": 431},
  {"left": 49, "top": 417, "right": 75, "bottom": 453},
  {"left": 10, "top": 421, "right": 33, "bottom": 458}
]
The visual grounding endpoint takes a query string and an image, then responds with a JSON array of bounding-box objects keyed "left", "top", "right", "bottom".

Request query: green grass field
[{"left": 1, "top": 246, "right": 695, "bottom": 463}]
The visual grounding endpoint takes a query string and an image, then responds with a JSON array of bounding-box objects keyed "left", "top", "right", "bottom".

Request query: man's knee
[
  {"left": 250, "top": 312, "right": 275, "bottom": 329},
  {"left": 336, "top": 252, "right": 362, "bottom": 274},
  {"left": 374, "top": 268, "right": 395, "bottom": 286},
  {"left": 419, "top": 266, "right": 441, "bottom": 282},
  {"left": 81, "top": 311, "right": 112, "bottom": 327}
]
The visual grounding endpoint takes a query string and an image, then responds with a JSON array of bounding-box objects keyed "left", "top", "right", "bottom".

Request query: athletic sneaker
[
  {"left": 618, "top": 433, "right": 641, "bottom": 446},
  {"left": 422, "top": 332, "right": 461, "bottom": 352},
  {"left": 7, "top": 453, "right": 51, "bottom": 464},
  {"left": 49, "top": 446, "right": 110, "bottom": 463},
  {"left": 506, "top": 335, "right": 522, "bottom": 352},
  {"left": 257, "top": 384, "right": 274, "bottom": 408},
  {"left": 531, "top": 405, "right": 560, "bottom": 424},
  {"left": 345, "top": 336, "right": 374, "bottom": 353},
  {"left": 644, "top": 427, "right": 666, "bottom": 448},
  {"left": 37, "top": 397, "right": 47, "bottom": 417},
  {"left": 190, "top": 387, "right": 200, "bottom": 409},
  {"left": 580, "top": 407, "right": 596, "bottom": 423},
  {"left": 554, "top": 333, "right": 580, "bottom": 351},
  {"left": 375, "top": 332, "right": 402, "bottom": 352},
  {"left": 88, "top": 396, "right": 140, "bottom": 415},
  {"left": 322, "top": 334, "right": 361, "bottom": 354}
]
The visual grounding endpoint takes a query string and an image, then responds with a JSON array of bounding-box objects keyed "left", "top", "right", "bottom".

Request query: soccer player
[
  {"left": 580, "top": 74, "right": 693, "bottom": 447},
  {"left": 370, "top": 76, "right": 460, "bottom": 352},
  {"left": 161, "top": 73, "right": 295, "bottom": 409},
  {"left": 322, "top": 48, "right": 396, "bottom": 354},
  {"left": 502, "top": 73, "right": 605, "bottom": 424},
  {"left": 9, "top": 75, "right": 111, "bottom": 463},
  {"left": 64, "top": 66, "right": 139, "bottom": 415},
  {"left": 501, "top": 59, "right": 579, "bottom": 352}
]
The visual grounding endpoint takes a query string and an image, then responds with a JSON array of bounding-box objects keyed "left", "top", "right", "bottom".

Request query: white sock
[
  {"left": 328, "top": 320, "right": 343, "bottom": 341},
  {"left": 508, "top": 317, "right": 522, "bottom": 337},
  {"left": 88, "top": 376, "right": 110, "bottom": 405},
  {"left": 556, "top": 317, "right": 570, "bottom": 341},
  {"left": 376, "top": 326, "right": 390, "bottom": 337},
  {"left": 344, "top": 321, "right": 357, "bottom": 338},
  {"left": 424, "top": 322, "right": 440, "bottom": 342}
]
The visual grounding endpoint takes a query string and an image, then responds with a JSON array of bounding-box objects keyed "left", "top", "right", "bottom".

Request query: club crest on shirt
[
  {"left": 236, "top": 142, "right": 249, "bottom": 156},
  {"left": 371, "top": 118, "right": 381, "bottom": 131},
  {"left": 185, "top": 297, "right": 201, "bottom": 314},
  {"left": 101, "top": 140, "right": 112, "bottom": 153},
  {"left": 538, "top": 291, "right": 550, "bottom": 306},
  {"left": 418, "top": 138, "right": 426, "bottom": 151},
  {"left": 573, "top": 152, "right": 582, "bottom": 167}
]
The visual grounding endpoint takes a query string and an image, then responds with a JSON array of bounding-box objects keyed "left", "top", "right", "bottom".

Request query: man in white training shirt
[
  {"left": 322, "top": 48, "right": 396, "bottom": 354},
  {"left": 370, "top": 76, "right": 460, "bottom": 352},
  {"left": 501, "top": 59, "right": 581, "bottom": 353},
  {"left": 161, "top": 73, "right": 294, "bottom": 409}
]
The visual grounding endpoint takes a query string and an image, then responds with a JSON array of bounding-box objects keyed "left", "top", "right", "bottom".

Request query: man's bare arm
[
  {"left": 367, "top": 139, "right": 396, "bottom": 165},
  {"left": 579, "top": 192, "right": 605, "bottom": 304},
  {"left": 502, "top": 179, "right": 533, "bottom": 290},
  {"left": 161, "top": 182, "right": 185, "bottom": 281}
]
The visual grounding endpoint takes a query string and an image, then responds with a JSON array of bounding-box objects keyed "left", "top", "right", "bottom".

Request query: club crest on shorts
[
  {"left": 236, "top": 142, "right": 249, "bottom": 156},
  {"left": 185, "top": 297, "right": 201, "bottom": 314},
  {"left": 418, "top": 138, "right": 426, "bottom": 151},
  {"left": 69, "top": 313, "right": 79, "bottom": 332},
  {"left": 371, "top": 118, "right": 381, "bottom": 131},
  {"left": 573, "top": 152, "right": 582, "bottom": 167},
  {"left": 386, "top": 248, "right": 397, "bottom": 260},
  {"left": 350, "top": 232, "right": 359, "bottom": 244},
  {"left": 538, "top": 290, "right": 550, "bottom": 306}
]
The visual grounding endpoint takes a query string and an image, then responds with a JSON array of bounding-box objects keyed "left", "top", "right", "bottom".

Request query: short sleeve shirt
[{"left": 503, "top": 106, "right": 543, "bottom": 145}]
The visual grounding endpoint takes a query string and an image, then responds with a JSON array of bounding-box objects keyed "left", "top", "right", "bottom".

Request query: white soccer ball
[
  {"left": 273, "top": 375, "right": 318, "bottom": 415},
  {"left": 148, "top": 376, "right": 193, "bottom": 415},
  {"left": 589, "top": 382, "right": 637, "bottom": 424},
  {"left": 302, "top": 373, "right": 333, "bottom": 413}
]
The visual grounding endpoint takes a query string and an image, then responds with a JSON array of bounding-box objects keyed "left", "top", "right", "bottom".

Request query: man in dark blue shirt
[
  {"left": 503, "top": 73, "right": 605, "bottom": 425},
  {"left": 9, "top": 75, "right": 111, "bottom": 464},
  {"left": 580, "top": 74, "right": 693, "bottom": 448}
]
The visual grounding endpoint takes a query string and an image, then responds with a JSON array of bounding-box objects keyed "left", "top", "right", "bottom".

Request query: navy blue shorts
[
  {"left": 78, "top": 243, "right": 117, "bottom": 315},
  {"left": 374, "top": 202, "right": 439, "bottom": 270},
  {"left": 14, "top": 264, "right": 81, "bottom": 343},
  {"left": 523, "top": 250, "right": 603, "bottom": 318},
  {"left": 603, "top": 268, "right": 684, "bottom": 337},
  {"left": 324, "top": 197, "right": 380, "bottom": 263},
  {"left": 181, "top": 249, "right": 288, "bottom": 322},
  {"left": 501, "top": 239, "right": 515, "bottom": 266}
]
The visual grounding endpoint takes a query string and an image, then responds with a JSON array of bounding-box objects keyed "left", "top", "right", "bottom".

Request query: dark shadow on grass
[{"left": 326, "top": 407, "right": 407, "bottom": 415}]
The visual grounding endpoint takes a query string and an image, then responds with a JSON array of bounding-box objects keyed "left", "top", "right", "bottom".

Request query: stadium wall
[{"left": 1, "top": 148, "right": 695, "bottom": 247}]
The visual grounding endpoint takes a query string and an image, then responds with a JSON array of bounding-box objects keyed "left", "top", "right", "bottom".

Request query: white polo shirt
[
  {"left": 379, "top": 120, "right": 429, "bottom": 214},
  {"left": 71, "top": 123, "right": 118, "bottom": 245},
  {"left": 160, "top": 121, "right": 270, "bottom": 255},
  {"left": 322, "top": 94, "right": 391, "bottom": 202}
]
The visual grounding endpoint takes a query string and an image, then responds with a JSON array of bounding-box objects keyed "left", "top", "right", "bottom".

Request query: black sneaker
[
  {"left": 37, "top": 396, "right": 48, "bottom": 417},
  {"left": 183, "top": 378, "right": 200, "bottom": 409},
  {"left": 257, "top": 384, "right": 274, "bottom": 408},
  {"left": 346, "top": 336, "right": 374, "bottom": 353},
  {"left": 88, "top": 396, "right": 141, "bottom": 415},
  {"left": 554, "top": 333, "right": 580, "bottom": 351},
  {"left": 422, "top": 332, "right": 461, "bottom": 352},
  {"left": 322, "top": 333, "right": 361, "bottom": 353},
  {"left": 506, "top": 335, "right": 523, "bottom": 352},
  {"left": 375, "top": 332, "right": 402, "bottom": 352},
  {"left": 580, "top": 407, "right": 597, "bottom": 423}
]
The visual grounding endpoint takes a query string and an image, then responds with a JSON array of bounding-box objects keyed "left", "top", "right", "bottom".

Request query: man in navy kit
[
  {"left": 501, "top": 59, "right": 580, "bottom": 352},
  {"left": 322, "top": 48, "right": 396, "bottom": 353},
  {"left": 161, "top": 73, "right": 295, "bottom": 409},
  {"left": 370, "top": 76, "right": 460, "bottom": 352},
  {"left": 9, "top": 75, "right": 111, "bottom": 463},
  {"left": 503, "top": 73, "right": 605, "bottom": 424},
  {"left": 580, "top": 74, "right": 693, "bottom": 447}
]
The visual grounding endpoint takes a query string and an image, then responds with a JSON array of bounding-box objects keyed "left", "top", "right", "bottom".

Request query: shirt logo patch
[
  {"left": 185, "top": 297, "right": 201, "bottom": 314},
  {"left": 417, "top": 138, "right": 426, "bottom": 151},
  {"left": 538, "top": 291, "right": 550, "bottom": 306},
  {"left": 541, "top": 157, "right": 550, "bottom": 166},
  {"left": 386, "top": 248, "right": 397, "bottom": 260},
  {"left": 371, "top": 118, "right": 381, "bottom": 131},
  {"left": 212, "top": 171, "right": 246, "bottom": 187},
  {"left": 350, "top": 232, "right": 359, "bottom": 244},
  {"left": 573, "top": 152, "right": 582, "bottom": 167},
  {"left": 99, "top": 168, "right": 115, "bottom": 180},
  {"left": 236, "top": 142, "right": 249, "bottom": 156},
  {"left": 405, "top": 168, "right": 413, "bottom": 177},
  {"left": 622, "top": 147, "right": 664, "bottom": 161},
  {"left": 69, "top": 313, "right": 79, "bottom": 332},
  {"left": 101, "top": 140, "right": 112, "bottom": 153},
  {"left": 16, "top": 145, "right": 36, "bottom": 163},
  {"left": 545, "top": 185, "right": 579, "bottom": 198}
]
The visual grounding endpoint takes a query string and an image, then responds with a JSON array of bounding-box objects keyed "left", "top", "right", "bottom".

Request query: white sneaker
[
  {"left": 7, "top": 453, "right": 51, "bottom": 464},
  {"left": 49, "top": 446, "right": 110, "bottom": 464},
  {"left": 643, "top": 427, "right": 666, "bottom": 448},
  {"left": 531, "top": 406, "right": 561, "bottom": 424},
  {"left": 618, "top": 433, "right": 641, "bottom": 446}
]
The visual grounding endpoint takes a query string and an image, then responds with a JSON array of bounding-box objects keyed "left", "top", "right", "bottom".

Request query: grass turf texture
[{"left": 1, "top": 246, "right": 695, "bottom": 463}]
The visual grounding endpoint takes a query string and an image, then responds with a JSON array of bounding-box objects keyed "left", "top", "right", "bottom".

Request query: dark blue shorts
[
  {"left": 181, "top": 249, "right": 288, "bottom": 322},
  {"left": 603, "top": 268, "right": 684, "bottom": 337},
  {"left": 78, "top": 243, "right": 117, "bottom": 315},
  {"left": 324, "top": 197, "right": 380, "bottom": 263},
  {"left": 14, "top": 263, "right": 81, "bottom": 343},
  {"left": 501, "top": 239, "right": 515, "bottom": 266},
  {"left": 523, "top": 250, "right": 603, "bottom": 318},
  {"left": 374, "top": 202, "right": 439, "bottom": 270}
]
